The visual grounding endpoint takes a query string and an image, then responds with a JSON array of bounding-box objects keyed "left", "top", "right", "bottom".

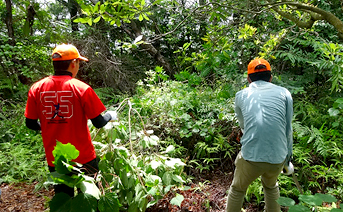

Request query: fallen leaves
[{"left": 0, "top": 182, "right": 54, "bottom": 212}]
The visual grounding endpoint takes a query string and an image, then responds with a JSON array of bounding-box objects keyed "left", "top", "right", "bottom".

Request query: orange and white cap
[
  {"left": 247, "top": 58, "right": 271, "bottom": 75},
  {"left": 52, "top": 44, "right": 88, "bottom": 62}
]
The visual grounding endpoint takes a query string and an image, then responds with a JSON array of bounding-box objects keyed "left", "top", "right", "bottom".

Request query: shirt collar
[
  {"left": 54, "top": 71, "right": 72, "bottom": 77},
  {"left": 249, "top": 80, "right": 271, "bottom": 88}
]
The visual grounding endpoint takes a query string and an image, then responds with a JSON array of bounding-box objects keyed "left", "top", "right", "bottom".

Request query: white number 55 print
[{"left": 40, "top": 91, "right": 74, "bottom": 119}]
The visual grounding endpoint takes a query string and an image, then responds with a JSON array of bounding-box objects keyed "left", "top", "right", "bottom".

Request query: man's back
[{"left": 235, "top": 81, "right": 293, "bottom": 164}]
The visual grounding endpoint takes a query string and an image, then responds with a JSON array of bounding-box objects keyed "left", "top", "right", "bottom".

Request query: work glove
[
  {"left": 105, "top": 111, "right": 118, "bottom": 122},
  {"left": 282, "top": 161, "right": 294, "bottom": 175}
]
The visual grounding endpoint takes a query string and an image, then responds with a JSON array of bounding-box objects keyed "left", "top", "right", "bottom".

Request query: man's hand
[
  {"left": 282, "top": 162, "right": 294, "bottom": 175},
  {"left": 105, "top": 111, "right": 118, "bottom": 122}
]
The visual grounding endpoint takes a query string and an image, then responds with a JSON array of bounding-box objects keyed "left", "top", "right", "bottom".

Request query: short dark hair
[
  {"left": 248, "top": 71, "right": 271, "bottom": 82},
  {"left": 53, "top": 60, "right": 73, "bottom": 72}
]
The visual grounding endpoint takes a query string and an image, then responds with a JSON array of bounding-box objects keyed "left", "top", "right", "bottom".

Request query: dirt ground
[
  {"left": 0, "top": 182, "right": 54, "bottom": 212},
  {"left": 0, "top": 169, "right": 263, "bottom": 212}
]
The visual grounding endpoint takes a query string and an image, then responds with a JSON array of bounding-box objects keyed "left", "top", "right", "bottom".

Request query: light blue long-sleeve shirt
[{"left": 235, "top": 81, "right": 293, "bottom": 164}]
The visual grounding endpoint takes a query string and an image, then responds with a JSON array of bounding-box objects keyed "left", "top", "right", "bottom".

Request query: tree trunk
[
  {"left": 69, "top": 0, "right": 79, "bottom": 32},
  {"left": 4, "top": 0, "right": 15, "bottom": 45},
  {"left": 129, "top": 21, "right": 173, "bottom": 76},
  {"left": 57, "top": 0, "right": 80, "bottom": 32}
]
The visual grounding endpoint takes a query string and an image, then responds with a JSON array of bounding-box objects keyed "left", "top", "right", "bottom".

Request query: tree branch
[{"left": 266, "top": 1, "right": 343, "bottom": 40}]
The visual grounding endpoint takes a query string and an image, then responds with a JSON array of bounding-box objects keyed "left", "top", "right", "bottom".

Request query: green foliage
[
  {"left": 132, "top": 80, "right": 237, "bottom": 172},
  {"left": 277, "top": 194, "right": 343, "bottom": 212},
  {"left": 245, "top": 178, "right": 263, "bottom": 204},
  {"left": 48, "top": 142, "right": 101, "bottom": 212},
  {"left": 291, "top": 120, "right": 343, "bottom": 199},
  {"left": 74, "top": 0, "right": 151, "bottom": 27},
  {"left": 0, "top": 101, "right": 47, "bottom": 184},
  {"left": 311, "top": 42, "right": 343, "bottom": 93},
  {"left": 49, "top": 99, "right": 187, "bottom": 211},
  {"left": 328, "top": 98, "right": 343, "bottom": 128}
]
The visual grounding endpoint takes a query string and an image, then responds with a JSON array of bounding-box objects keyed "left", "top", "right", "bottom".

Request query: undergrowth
[
  {"left": 1, "top": 77, "right": 342, "bottom": 211},
  {"left": 0, "top": 100, "right": 47, "bottom": 184}
]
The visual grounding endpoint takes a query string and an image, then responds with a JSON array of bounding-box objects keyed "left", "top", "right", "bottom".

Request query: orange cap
[
  {"left": 52, "top": 44, "right": 88, "bottom": 61},
  {"left": 247, "top": 58, "right": 271, "bottom": 75}
]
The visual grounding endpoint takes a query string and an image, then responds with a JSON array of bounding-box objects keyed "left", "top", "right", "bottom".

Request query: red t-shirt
[{"left": 25, "top": 75, "right": 106, "bottom": 166}]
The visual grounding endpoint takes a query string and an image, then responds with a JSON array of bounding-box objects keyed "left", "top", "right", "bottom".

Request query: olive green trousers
[{"left": 226, "top": 152, "right": 284, "bottom": 212}]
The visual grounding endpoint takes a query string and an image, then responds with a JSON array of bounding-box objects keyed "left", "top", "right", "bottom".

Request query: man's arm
[
  {"left": 285, "top": 91, "right": 294, "bottom": 163},
  {"left": 235, "top": 94, "right": 244, "bottom": 133},
  {"left": 91, "top": 111, "right": 118, "bottom": 129},
  {"left": 91, "top": 113, "right": 111, "bottom": 128},
  {"left": 26, "top": 118, "right": 41, "bottom": 131}
]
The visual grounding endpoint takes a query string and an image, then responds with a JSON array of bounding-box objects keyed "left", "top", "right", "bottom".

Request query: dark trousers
[{"left": 49, "top": 158, "right": 99, "bottom": 197}]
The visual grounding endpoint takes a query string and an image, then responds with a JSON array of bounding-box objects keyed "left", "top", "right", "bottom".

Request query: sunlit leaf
[
  {"left": 299, "top": 194, "right": 322, "bottom": 206},
  {"left": 276, "top": 196, "right": 295, "bottom": 207},
  {"left": 314, "top": 193, "right": 337, "bottom": 203},
  {"left": 98, "top": 193, "right": 121, "bottom": 212},
  {"left": 170, "top": 194, "right": 184, "bottom": 207}
]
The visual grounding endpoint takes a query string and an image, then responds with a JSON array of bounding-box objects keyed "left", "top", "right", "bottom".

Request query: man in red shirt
[{"left": 25, "top": 44, "right": 117, "bottom": 197}]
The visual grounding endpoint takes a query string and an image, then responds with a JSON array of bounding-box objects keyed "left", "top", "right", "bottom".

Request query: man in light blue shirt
[{"left": 226, "top": 58, "right": 293, "bottom": 212}]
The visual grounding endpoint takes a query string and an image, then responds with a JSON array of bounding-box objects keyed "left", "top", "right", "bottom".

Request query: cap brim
[{"left": 79, "top": 56, "right": 89, "bottom": 62}]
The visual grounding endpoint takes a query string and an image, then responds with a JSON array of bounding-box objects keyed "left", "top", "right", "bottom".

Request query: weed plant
[
  {"left": 131, "top": 80, "right": 239, "bottom": 173},
  {"left": 0, "top": 101, "right": 47, "bottom": 184}
]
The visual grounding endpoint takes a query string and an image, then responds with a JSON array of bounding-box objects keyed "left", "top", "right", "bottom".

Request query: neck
[{"left": 54, "top": 71, "right": 72, "bottom": 77}]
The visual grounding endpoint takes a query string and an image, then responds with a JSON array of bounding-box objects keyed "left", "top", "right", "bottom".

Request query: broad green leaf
[
  {"left": 147, "top": 199, "right": 158, "bottom": 208},
  {"left": 288, "top": 205, "right": 311, "bottom": 212},
  {"left": 139, "top": 14, "right": 143, "bottom": 21},
  {"left": 120, "top": 169, "right": 129, "bottom": 188},
  {"left": 332, "top": 122, "right": 339, "bottom": 127},
  {"left": 73, "top": 17, "right": 85, "bottom": 23},
  {"left": 328, "top": 108, "right": 340, "bottom": 116},
  {"left": 170, "top": 194, "right": 184, "bottom": 207},
  {"left": 149, "top": 135, "right": 159, "bottom": 145},
  {"left": 142, "top": 13, "right": 149, "bottom": 20},
  {"left": 71, "top": 193, "right": 98, "bottom": 212},
  {"left": 94, "top": 2, "right": 101, "bottom": 13},
  {"left": 146, "top": 174, "right": 162, "bottom": 186},
  {"left": 88, "top": 18, "right": 93, "bottom": 26},
  {"left": 50, "top": 171, "right": 84, "bottom": 188},
  {"left": 150, "top": 160, "right": 162, "bottom": 169},
  {"left": 162, "top": 172, "right": 172, "bottom": 185},
  {"left": 53, "top": 155, "right": 71, "bottom": 174},
  {"left": 315, "top": 193, "right": 337, "bottom": 203},
  {"left": 276, "top": 196, "right": 295, "bottom": 207},
  {"left": 98, "top": 193, "right": 121, "bottom": 212},
  {"left": 147, "top": 187, "right": 158, "bottom": 195},
  {"left": 80, "top": 179, "right": 101, "bottom": 200},
  {"left": 133, "top": 35, "right": 143, "bottom": 44},
  {"left": 164, "top": 185, "right": 173, "bottom": 193},
  {"left": 52, "top": 142, "right": 79, "bottom": 160},
  {"left": 165, "top": 145, "right": 175, "bottom": 153},
  {"left": 49, "top": 192, "right": 72, "bottom": 212},
  {"left": 299, "top": 194, "right": 323, "bottom": 206},
  {"left": 128, "top": 202, "right": 138, "bottom": 212},
  {"left": 331, "top": 209, "right": 343, "bottom": 212},
  {"left": 165, "top": 158, "right": 186, "bottom": 168},
  {"left": 172, "top": 174, "right": 184, "bottom": 183},
  {"left": 93, "top": 16, "right": 101, "bottom": 23}
]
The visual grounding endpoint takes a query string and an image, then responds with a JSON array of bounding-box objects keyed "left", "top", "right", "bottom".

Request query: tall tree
[
  {"left": 4, "top": 0, "right": 15, "bottom": 45},
  {"left": 56, "top": 0, "right": 80, "bottom": 32}
]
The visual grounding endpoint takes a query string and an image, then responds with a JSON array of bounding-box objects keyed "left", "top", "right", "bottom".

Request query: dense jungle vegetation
[{"left": 1, "top": 0, "right": 343, "bottom": 211}]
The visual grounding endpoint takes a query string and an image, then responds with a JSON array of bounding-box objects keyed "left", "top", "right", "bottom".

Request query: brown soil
[
  {"left": 0, "top": 182, "right": 54, "bottom": 212},
  {"left": 0, "top": 170, "right": 261, "bottom": 212}
]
